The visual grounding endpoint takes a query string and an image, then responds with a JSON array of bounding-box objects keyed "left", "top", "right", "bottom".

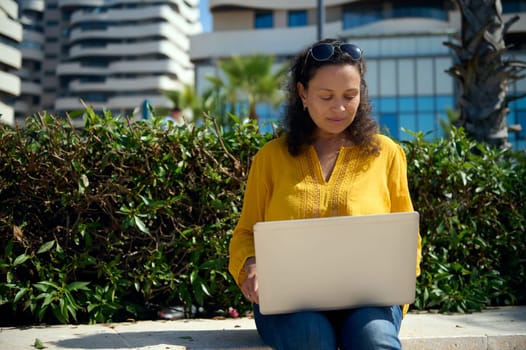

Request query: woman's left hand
[{"left": 241, "top": 257, "right": 259, "bottom": 304}]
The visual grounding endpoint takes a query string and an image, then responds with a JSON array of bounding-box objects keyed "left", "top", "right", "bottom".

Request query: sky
[{"left": 199, "top": 0, "right": 212, "bottom": 32}]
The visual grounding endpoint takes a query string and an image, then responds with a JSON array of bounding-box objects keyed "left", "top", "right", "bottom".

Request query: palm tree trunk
[
  {"left": 248, "top": 103, "right": 258, "bottom": 121},
  {"left": 445, "top": 0, "right": 525, "bottom": 148}
]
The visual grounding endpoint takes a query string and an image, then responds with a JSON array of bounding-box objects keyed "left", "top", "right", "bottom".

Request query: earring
[{"left": 303, "top": 104, "right": 307, "bottom": 111}]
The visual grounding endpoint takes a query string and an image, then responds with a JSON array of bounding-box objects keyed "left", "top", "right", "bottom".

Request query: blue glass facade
[
  {"left": 343, "top": 3, "right": 448, "bottom": 30},
  {"left": 255, "top": 11, "right": 273, "bottom": 29},
  {"left": 288, "top": 10, "right": 308, "bottom": 27},
  {"left": 241, "top": 3, "right": 526, "bottom": 149},
  {"left": 503, "top": 1, "right": 526, "bottom": 13},
  {"left": 371, "top": 95, "right": 454, "bottom": 141},
  {"left": 508, "top": 92, "right": 526, "bottom": 149}
]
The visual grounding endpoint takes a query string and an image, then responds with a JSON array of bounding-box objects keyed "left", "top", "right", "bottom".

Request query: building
[
  {"left": 55, "top": 0, "right": 201, "bottom": 121},
  {"left": 17, "top": 0, "right": 45, "bottom": 119},
  {"left": 190, "top": 0, "right": 526, "bottom": 149},
  {"left": 0, "top": 0, "right": 22, "bottom": 126},
  {"left": 11, "top": 0, "right": 201, "bottom": 125}
]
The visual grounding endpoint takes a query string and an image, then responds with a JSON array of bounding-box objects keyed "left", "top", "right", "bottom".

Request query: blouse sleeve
[
  {"left": 388, "top": 144, "right": 414, "bottom": 213},
  {"left": 388, "top": 143, "right": 422, "bottom": 316},
  {"left": 228, "top": 150, "right": 270, "bottom": 286},
  {"left": 388, "top": 144, "right": 422, "bottom": 278}
]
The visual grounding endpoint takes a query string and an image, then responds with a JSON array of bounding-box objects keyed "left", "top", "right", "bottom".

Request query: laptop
[{"left": 253, "top": 211, "right": 419, "bottom": 315}]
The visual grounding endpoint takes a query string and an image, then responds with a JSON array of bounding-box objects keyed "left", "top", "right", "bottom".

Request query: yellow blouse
[{"left": 228, "top": 134, "right": 422, "bottom": 314}]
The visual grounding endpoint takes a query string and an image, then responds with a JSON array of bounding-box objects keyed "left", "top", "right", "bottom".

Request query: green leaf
[
  {"left": 34, "top": 281, "right": 60, "bottom": 292},
  {"left": 13, "top": 254, "right": 30, "bottom": 266},
  {"left": 66, "top": 281, "right": 90, "bottom": 292},
  {"left": 133, "top": 215, "right": 149, "bottom": 234},
  {"left": 37, "top": 241, "right": 55, "bottom": 254},
  {"left": 14, "top": 288, "right": 28, "bottom": 303}
]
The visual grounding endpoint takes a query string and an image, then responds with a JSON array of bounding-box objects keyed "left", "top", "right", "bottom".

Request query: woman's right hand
[{"left": 241, "top": 257, "right": 259, "bottom": 304}]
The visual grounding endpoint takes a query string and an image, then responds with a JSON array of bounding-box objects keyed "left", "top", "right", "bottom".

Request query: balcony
[
  {"left": 0, "top": 101, "right": 15, "bottom": 126},
  {"left": 68, "top": 23, "right": 189, "bottom": 49},
  {"left": 67, "top": 76, "right": 181, "bottom": 92},
  {"left": 0, "top": 13, "right": 23, "bottom": 42},
  {"left": 0, "top": 71, "right": 21, "bottom": 96},
  {"left": 0, "top": 42, "right": 22, "bottom": 68},
  {"left": 70, "top": 4, "right": 164, "bottom": 24},
  {"left": 21, "top": 81, "right": 43, "bottom": 96},
  {"left": 58, "top": 0, "right": 103, "bottom": 8},
  {"left": 57, "top": 62, "right": 107, "bottom": 75},
  {"left": 21, "top": 47, "right": 44, "bottom": 62},
  {"left": 69, "top": 40, "right": 188, "bottom": 61},
  {"left": 55, "top": 93, "right": 172, "bottom": 113},
  {"left": 20, "top": 0, "right": 45, "bottom": 12},
  {"left": 108, "top": 94, "right": 172, "bottom": 110},
  {"left": 1, "top": 0, "right": 18, "bottom": 19},
  {"left": 61, "top": 60, "right": 192, "bottom": 83},
  {"left": 22, "top": 29, "right": 45, "bottom": 44}
]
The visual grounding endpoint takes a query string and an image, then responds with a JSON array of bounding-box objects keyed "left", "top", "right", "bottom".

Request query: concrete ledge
[
  {"left": 0, "top": 306, "right": 525, "bottom": 349},
  {"left": 400, "top": 306, "right": 526, "bottom": 350}
]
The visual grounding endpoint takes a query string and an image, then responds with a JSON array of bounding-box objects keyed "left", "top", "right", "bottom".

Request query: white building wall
[{"left": 0, "top": 0, "right": 22, "bottom": 126}]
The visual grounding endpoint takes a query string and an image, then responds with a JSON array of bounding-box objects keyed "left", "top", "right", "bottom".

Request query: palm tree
[
  {"left": 445, "top": 0, "right": 526, "bottom": 148},
  {"left": 205, "top": 54, "right": 287, "bottom": 122},
  {"left": 161, "top": 84, "right": 205, "bottom": 124}
]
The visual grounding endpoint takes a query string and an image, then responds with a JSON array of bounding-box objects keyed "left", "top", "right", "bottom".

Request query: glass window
[
  {"left": 370, "top": 97, "right": 380, "bottom": 122},
  {"left": 517, "top": 111, "right": 526, "bottom": 138},
  {"left": 436, "top": 96, "right": 454, "bottom": 112},
  {"left": 342, "top": 6, "right": 382, "bottom": 29},
  {"left": 380, "top": 97, "right": 397, "bottom": 113},
  {"left": 503, "top": 1, "right": 526, "bottom": 13},
  {"left": 416, "top": 59, "right": 434, "bottom": 94},
  {"left": 288, "top": 10, "right": 307, "bottom": 27},
  {"left": 398, "top": 59, "right": 415, "bottom": 95},
  {"left": 399, "top": 113, "right": 417, "bottom": 138},
  {"left": 416, "top": 36, "right": 449, "bottom": 55},
  {"left": 380, "top": 113, "right": 399, "bottom": 139},
  {"left": 255, "top": 11, "right": 273, "bottom": 29},
  {"left": 417, "top": 96, "right": 434, "bottom": 112},
  {"left": 418, "top": 112, "right": 436, "bottom": 137},
  {"left": 80, "top": 22, "right": 108, "bottom": 30},
  {"left": 392, "top": 4, "right": 447, "bottom": 21},
  {"left": 84, "top": 93, "right": 107, "bottom": 102},
  {"left": 257, "top": 103, "right": 282, "bottom": 134},
  {"left": 399, "top": 97, "right": 416, "bottom": 112},
  {"left": 517, "top": 95, "right": 526, "bottom": 109},
  {"left": 379, "top": 60, "right": 396, "bottom": 95},
  {"left": 256, "top": 103, "right": 271, "bottom": 121},
  {"left": 23, "top": 23, "right": 44, "bottom": 32},
  {"left": 366, "top": 59, "right": 379, "bottom": 96},
  {"left": 19, "top": 41, "right": 43, "bottom": 50},
  {"left": 435, "top": 57, "right": 454, "bottom": 94}
]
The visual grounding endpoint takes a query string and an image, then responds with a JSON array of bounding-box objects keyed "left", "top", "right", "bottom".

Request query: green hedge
[
  {"left": 0, "top": 110, "right": 524, "bottom": 325},
  {"left": 403, "top": 129, "right": 526, "bottom": 312}
]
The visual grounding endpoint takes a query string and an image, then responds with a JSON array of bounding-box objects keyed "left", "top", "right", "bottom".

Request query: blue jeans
[{"left": 253, "top": 304, "right": 402, "bottom": 350}]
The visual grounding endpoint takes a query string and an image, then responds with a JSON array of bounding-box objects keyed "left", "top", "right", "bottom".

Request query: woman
[{"left": 228, "top": 38, "right": 422, "bottom": 350}]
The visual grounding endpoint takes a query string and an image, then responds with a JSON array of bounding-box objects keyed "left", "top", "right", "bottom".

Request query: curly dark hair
[{"left": 284, "top": 38, "right": 379, "bottom": 156}]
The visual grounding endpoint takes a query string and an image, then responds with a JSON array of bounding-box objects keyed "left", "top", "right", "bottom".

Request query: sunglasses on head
[{"left": 302, "top": 43, "right": 363, "bottom": 73}]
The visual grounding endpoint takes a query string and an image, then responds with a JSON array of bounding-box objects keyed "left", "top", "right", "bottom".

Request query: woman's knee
[
  {"left": 255, "top": 306, "right": 337, "bottom": 350},
  {"left": 339, "top": 306, "right": 402, "bottom": 350}
]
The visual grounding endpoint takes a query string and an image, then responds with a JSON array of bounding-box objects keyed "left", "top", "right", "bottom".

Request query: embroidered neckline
[{"left": 297, "top": 147, "right": 361, "bottom": 217}]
